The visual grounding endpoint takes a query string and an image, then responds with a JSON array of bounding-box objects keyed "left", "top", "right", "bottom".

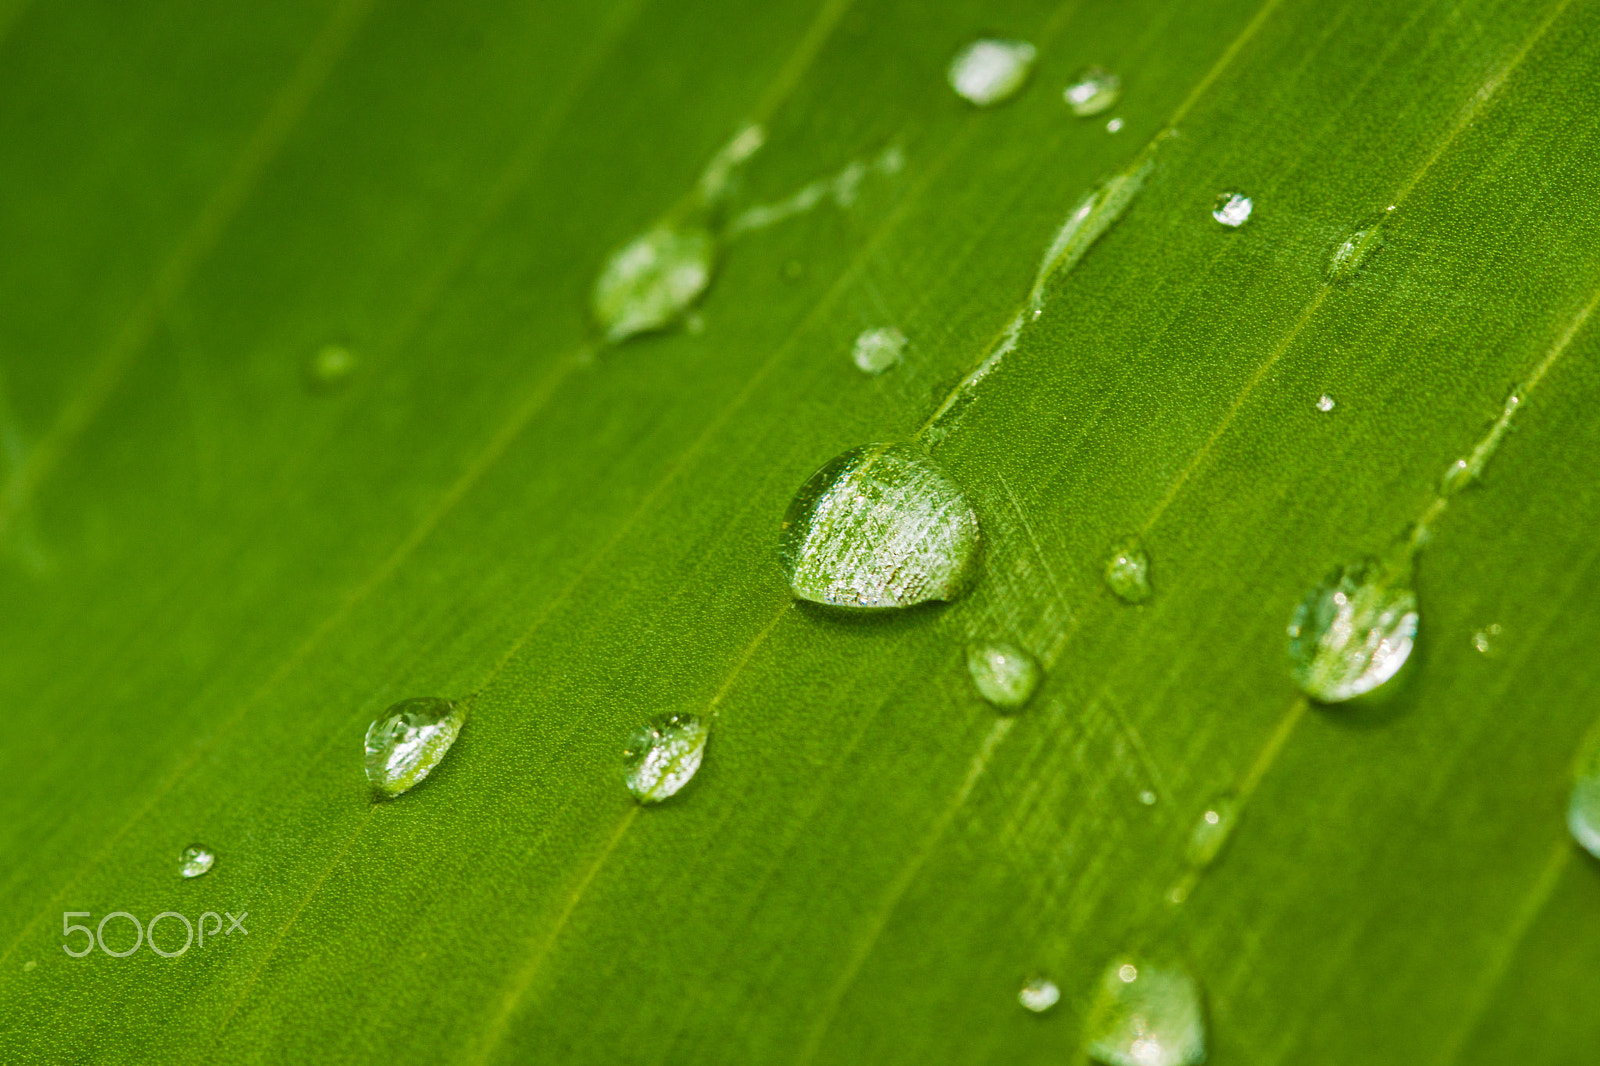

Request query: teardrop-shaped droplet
[
  {"left": 1084, "top": 958, "right": 1206, "bottom": 1066},
  {"left": 1185, "top": 793, "right": 1239, "bottom": 869},
  {"left": 1326, "top": 216, "right": 1384, "bottom": 282},
  {"left": 947, "top": 39, "right": 1036, "bottom": 107},
  {"left": 1105, "top": 538, "right": 1152, "bottom": 604},
  {"left": 1287, "top": 559, "right": 1418, "bottom": 703},
  {"left": 364, "top": 697, "right": 467, "bottom": 796},
  {"left": 967, "top": 641, "right": 1042, "bottom": 710},
  {"left": 623, "top": 713, "right": 709, "bottom": 803},
  {"left": 852, "top": 326, "right": 908, "bottom": 375},
  {"left": 779, "top": 443, "right": 982, "bottom": 609},
  {"left": 592, "top": 224, "right": 715, "bottom": 344},
  {"left": 178, "top": 844, "right": 215, "bottom": 879},
  {"left": 1211, "top": 190, "right": 1252, "bottom": 228},
  {"left": 1029, "top": 158, "right": 1151, "bottom": 316},
  {"left": 1064, "top": 66, "right": 1122, "bottom": 116},
  {"left": 1019, "top": 976, "right": 1061, "bottom": 1013}
]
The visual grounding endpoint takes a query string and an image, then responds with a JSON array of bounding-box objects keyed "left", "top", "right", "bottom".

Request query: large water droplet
[
  {"left": 948, "top": 39, "right": 1036, "bottom": 107},
  {"left": 364, "top": 697, "right": 467, "bottom": 796},
  {"left": 1211, "top": 191, "right": 1252, "bottom": 228},
  {"left": 623, "top": 713, "right": 709, "bottom": 803},
  {"left": 1064, "top": 66, "right": 1122, "bottom": 116},
  {"left": 1287, "top": 559, "right": 1418, "bottom": 703},
  {"left": 592, "top": 224, "right": 715, "bottom": 344},
  {"left": 967, "top": 641, "right": 1042, "bottom": 710},
  {"left": 1185, "top": 793, "right": 1239, "bottom": 869},
  {"left": 1105, "top": 538, "right": 1152, "bottom": 604},
  {"left": 852, "top": 326, "right": 908, "bottom": 375},
  {"left": 779, "top": 443, "right": 982, "bottom": 609},
  {"left": 178, "top": 844, "right": 215, "bottom": 879},
  {"left": 1085, "top": 958, "right": 1206, "bottom": 1066},
  {"left": 305, "top": 343, "right": 358, "bottom": 391},
  {"left": 1019, "top": 976, "right": 1061, "bottom": 1013},
  {"left": 1326, "top": 216, "right": 1384, "bottom": 282}
]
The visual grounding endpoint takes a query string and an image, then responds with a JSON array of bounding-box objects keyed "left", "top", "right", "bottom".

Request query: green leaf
[{"left": 4, "top": 0, "right": 1600, "bottom": 1062}]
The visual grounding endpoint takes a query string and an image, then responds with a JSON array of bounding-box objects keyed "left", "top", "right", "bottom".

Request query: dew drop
[
  {"left": 1326, "top": 216, "right": 1384, "bottom": 282},
  {"left": 364, "top": 697, "right": 467, "bottom": 796},
  {"left": 1139, "top": 789, "right": 1158, "bottom": 806},
  {"left": 1064, "top": 66, "right": 1122, "bottom": 116},
  {"left": 948, "top": 39, "right": 1036, "bottom": 107},
  {"left": 1106, "top": 117, "right": 1125, "bottom": 133},
  {"left": 1472, "top": 622, "right": 1502, "bottom": 655},
  {"left": 1029, "top": 159, "right": 1151, "bottom": 316},
  {"left": 623, "top": 713, "right": 709, "bottom": 803},
  {"left": 178, "top": 844, "right": 215, "bottom": 879},
  {"left": 1316, "top": 393, "right": 1336, "bottom": 412},
  {"left": 967, "top": 641, "right": 1042, "bottom": 710},
  {"left": 1085, "top": 957, "right": 1206, "bottom": 1066},
  {"left": 852, "top": 326, "right": 908, "bottom": 375},
  {"left": 779, "top": 443, "right": 982, "bottom": 609},
  {"left": 1287, "top": 559, "right": 1418, "bottom": 703},
  {"left": 305, "top": 343, "right": 358, "bottom": 390},
  {"left": 592, "top": 224, "right": 715, "bottom": 344},
  {"left": 1019, "top": 976, "right": 1061, "bottom": 1013},
  {"left": 1185, "top": 793, "right": 1239, "bottom": 869},
  {"left": 1104, "top": 538, "right": 1152, "bottom": 604},
  {"left": 1211, "top": 191, "right": 1252, "bottom": 228},
  {"left": 23, "top": 960, "right": 36, "bottom": 972}
]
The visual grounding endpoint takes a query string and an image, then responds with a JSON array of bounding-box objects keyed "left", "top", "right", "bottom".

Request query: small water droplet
[
  {"left": 1287, "top": 559, "right": 1418, "bottom": 703},
  {"left": 1326, "top": 216, "right": 1384, "bottom": 282},
  {"left": 1185, "top": 793, "right": 1239, "bottom": 869},
  {"left": 305, "top": 343, "right": 358, "bottom": 390},
  {"left": 1064, "top": 66, "right": 1122, "bottom": 116},
  {"left": 779, "top": 443, "right": 982, "bottom": 609},
  {"left": 622, "top": 713, "right": 709, "bottom": 803},
  {"left": 948, "top": 39, "right": 1036, "bottom": 107},
  {"left": 1139, "top": 789, "right": 1158, "bottom": 806},
  {"left": 1471, "top": 622, "right": 1503, "bottom": 655},
  {"left": 967, "top": 641, "right": 1042, "bottom": 710},
  {"left": 1085, "top": 957, "right": 1206, "bottom": 1066},
  {"left": 1105, "top": 538, "right": 1152, "bottom": 604},
  {"left": 22, "top": 960, "right": 36, "bottom": 972},
  {"left": 592, "top": 224, "right": 715, "bottom": 344},
  {"left": 178, "top": 844, "right": 215, "bottom": 879},
  {"left": 1211, "top": 191, "right": 1252, "bottom": 228},
  {"left": 1106, "top": 117, "right": 1125, "bottom": 133},
  {"left": 364, "top": 697, "right": 467, "bottom": 796},
  {"left": 1019, "top": 976, "right": 1061, "bottom": 1013},
  {"left": 1316, "top": 394, "right": 1336, "bottom": 412},
  {"left": 852, "top": 327, "right": 908, "bottom": 375}
]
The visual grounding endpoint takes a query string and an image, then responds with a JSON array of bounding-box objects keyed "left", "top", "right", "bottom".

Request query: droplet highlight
[
  {"left": 1185, "top": 794, "right": 1239, "bottom": 869},
  {"left": 1064, "top": 66, "right": 1122, "bottom": 116},
  {"left": 623, "top": 713, "right": 709, "bottom": 803},
  {"left": 1085, "top": 957, "right": 1206, "bottom": 1066},
  {"left": 1019, "top": 976, "right": 1061, "bottom": 1013},
  {"left": 1326, "top": 216, "right": 1384, "bottom": 282},
  {"left": 779, "top": 443, "right": 982, "bottom": 609},
  {"left": 1106, "top": 117, "right": 1125, "bottom": 133},
  {"left": 1316, "top": 394, "right": 1336, "bottom": 412},
  {"left": 1287, "top": 559, "right": 1418, "bottom": 703},
  {"left": 1211, "top": 191, "right": 1252, "bottom": 228},
  {"left": 967, "top": 641, "right": 1042, "bottom": 710},
  {"left": 1104, "top": 538, "right": 1152, "bottom": 604},
  {"left": 852, "top": 326, "right": 908, "bottom": 375},
  {"left": 364, "top": 697, "right": 468, "bottom": 796},
  {"left": 592, "top": 224, "right": 715, "bottom": 344},
  {"left": 178, "top": 845, "right": 215, "bottom": 879},
  {"left": 948, "top": 39, "right": 1036, "bottom": 107}
]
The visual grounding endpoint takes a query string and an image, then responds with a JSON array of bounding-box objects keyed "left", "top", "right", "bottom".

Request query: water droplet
[
  {"left": 1029, "top": 159, "right": 1151, "bottom": 316},
  {"left": 22, "top": 960, "right": 36, "bottom": 972},
  {"left": 306, "top": 343, "right": 358, "bottom": 390},
  {"left": 1085, "top": 957, "right": 1206, "bottom": 1066},
  {"left": 364, "top": 697, "right": 468, "bottom": 796},
  {"left": 1287, "top": 559, "right": 1418, "bottom": 703},
  {"left": 178, "top": 844, "right": 215, "bottom": 879},
  {"left": 852, "top": 327, "right": 908, "bottom": 375},
  {"left": 779, "top": 443, "right": 982, "bottom": 609},
  {"left": 1064, "top": 66, "right": 1122, "bottom": 116},
  {"left": 1472, "top": 623, "right": 1502, "bottom": 655},
  {"left": 592, "top": 224, "right": 715, "bottom": 344},
  {"left": 1019, "top": 976, "right": 1061, "bottom": 1013},
  {"left": 1185, "top": 793, "right": 1239, "bottom": 869},
  {"left": 1569, "top": 741, "right": 1600, "bottom": 858},
  {"left": 1441, "top": 385, "right": 1524, "bottom": 496},
  {"left": 1106, "top": 117, "right": 1124, "bottom": 133},
  {"left": 1316, "top": 394, "right": 1336, "bottom": 412},
  {"left": 967, "top": 641, "right": 1042, "bottom": 710},
  {"left": 1139, "top": 789, "right": 1158, "bottom": 806},
  {"left": 1211, "top": 191, "right": 1252, "bottom": 228},
  {"left": 623, "top": 713, "right": 709, "bottom": 803},
  {"left": 1326, "top": 216, "right": 1384, "bottom": 282},
  {"left": 1104, "top": 538, "right": 1152, "bottom": 604},
  {"left": 948, "top": 39, "right": 1036, "bottom": 107}
]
